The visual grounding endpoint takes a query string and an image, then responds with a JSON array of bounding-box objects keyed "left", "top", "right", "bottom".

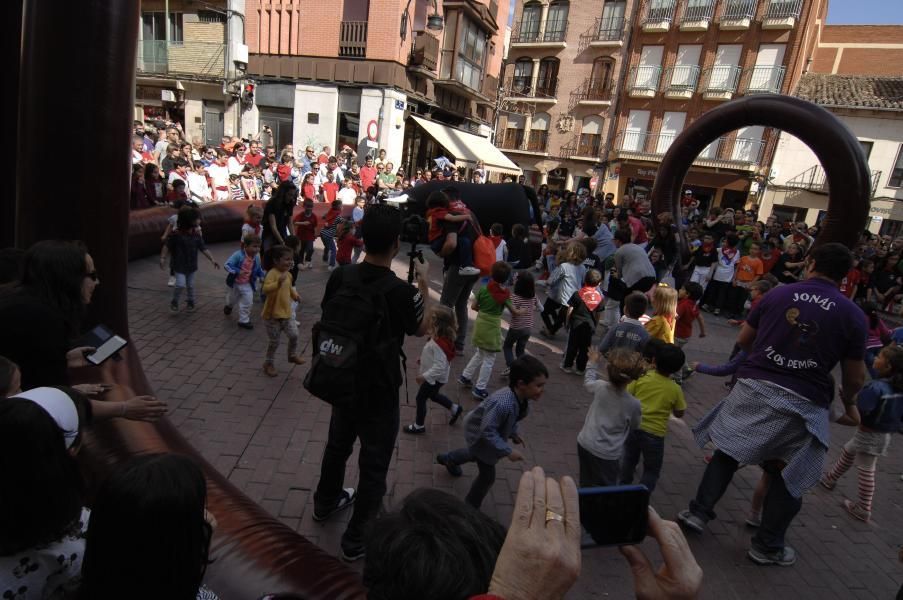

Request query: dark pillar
[
  {"left": 1, "top": 0, "right": 24, "bottom": 249},
  {"left": 17, "top": 0, "right": 139, "bottom": 335}
]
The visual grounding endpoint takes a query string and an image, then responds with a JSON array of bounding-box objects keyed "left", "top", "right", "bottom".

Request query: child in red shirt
[
  {"left": 675, "top": 282, "right": 707, "bottom": 346},
  {"left": 839, "top": 256, "right": 862, "bottom": 299},
  {"left": 335, "top": 220, "right": 363, "bottom": 266},
  {"left": 292, "top": 199, "right": 318, "bottom": 269},
  {"left": 425, "top": 190, "right": 478, "bottom": 276},
  {"left": 320, "top": 171, "right": 339, "bottom": 203}
]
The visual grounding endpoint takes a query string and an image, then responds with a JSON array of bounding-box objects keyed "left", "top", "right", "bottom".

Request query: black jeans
[
  {"left": 314, "top": 402, "right": 400, "bottom": 546},
  {"left": 619, "top": 429, "right": 665, "bottom": 493},
  {"left": 728, "top": 284, "right": 750, "bottom": 316},
  {"left": 440, "top": 267, "right": 480, "bottom": 348},
  {"left": 540, "top": 298, "right": 567, "bottom": 335},
  {"left": 578, "top": 443, "right": 620, "bottom": 487},
  {"left": 704, "top": 280, "right": 731, "bottom": 311},
  {"left": 563, "top": 322, "right": 594, "bottom": 371},
  {"left": 503, "top": 328, "right": 530, "bottom": 366},
  {"left": 301, "top": 239, "right": 314, "bottom": 263},
  {"left": 689, "top": 452, "right": 801, "bottom": 553},
  {"left": 414, "top": 381, "right": 453, "bottom": 426},
  {"left": 445, "top": 448, "right": 496, "bottom": 509}
]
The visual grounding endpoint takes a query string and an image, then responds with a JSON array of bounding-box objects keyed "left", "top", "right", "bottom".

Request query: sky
[{"left": 826, "top": 0, "right": 903, "bottom": 25}]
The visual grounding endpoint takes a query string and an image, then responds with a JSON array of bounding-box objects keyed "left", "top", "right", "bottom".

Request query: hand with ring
[{"left": 487, "top": 466, "right": 581, "bottom": 600}]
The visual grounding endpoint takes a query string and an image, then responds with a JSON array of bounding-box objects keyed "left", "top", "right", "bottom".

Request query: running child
[
  {"left": 223, "top": 233, "right": 265, "bottom": 329},
  {"left": 675, "top": 282, "right": 707, "bottom": 347},
  {"left": 292, "top": 199, "right": 318, "bottom": 269},
  {"left": 320, "top": 199, "right": 343, "bottom": 270},
  {"left": 403, "top": 306, "right": 464, "bottom": 435},
  {"left": 335, "top": 220, "right": 363, "bottom": 267},
  {"left": 502, "top": 272, "right": 542, "bottom": 377},
  {"left": 820, "top": 344, "right": 903, "bottom": 522},
  {"left": 577, "top": 348, "right": 645, "bottom": 487},
  {"left": 438, "top": 355, "right": 548, "bottom": 509},
  {"left": 540, "top": 241, "right": 587, "bottom": 339},
  {"left": 459, "top": 261, "right": 521, "bottom": 400},
  {"left": 561, "top": 269, "right": 604, "bottom": 375},
  {"left": 703, "top": 234, "right": 740, "bottom": 316},
  {"left": 261, "top": 245, "right": 305, "bottom": 377},
  {"left": 598, "top": 291, "right": 650, "bottom": 355},
  {"left": 619, "top": 341, "right": 686, "bottom": 493},
  {"left": 242, "top": 205, "right": 264, "bottom": 240},
  {"left": 160, "top": 206, "right": 220, "bottom": 313}
]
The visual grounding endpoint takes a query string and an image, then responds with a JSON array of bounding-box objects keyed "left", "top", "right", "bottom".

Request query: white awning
[{"left": 410, "top": 115, "right": 522, "bottom": 176}]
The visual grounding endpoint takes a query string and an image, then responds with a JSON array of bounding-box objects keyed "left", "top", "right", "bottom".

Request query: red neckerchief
[
  {"left": 578, "top": 286, "right": 603, "bottom": 311},
  {"left": 487, "top": 281, "right": 511, "bottom": 304},
  {"left": 434, "top": 336, "right": 456, "bottom": 361},
  {"left": 701, "top": 242, "right": 714, "bottom": 253},
  {"left": 245, "top": 220, "right": 261, "bottom": 236},
  {"left": 722, "top": 246, "right": 738, "bottom": 262},
  {"left": 489, "top": 234, "right": 503, "bottom": 249}
]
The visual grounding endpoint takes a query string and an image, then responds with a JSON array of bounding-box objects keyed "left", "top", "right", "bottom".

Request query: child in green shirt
[{"left": 458, "top": 262, "right": 521, "bottom": 400}]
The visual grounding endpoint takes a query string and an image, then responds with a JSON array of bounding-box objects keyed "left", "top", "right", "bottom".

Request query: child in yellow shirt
[
  {"left": 644, "top": 284, "right": 678, "bottom": 344},
  {"left": 262, "top": 245, "right": 305, "bottom": 377}
]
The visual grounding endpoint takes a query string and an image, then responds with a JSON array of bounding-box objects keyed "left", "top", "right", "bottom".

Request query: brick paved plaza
[{"left": 127, "top": 242, "right": 903, "bottom": 599}]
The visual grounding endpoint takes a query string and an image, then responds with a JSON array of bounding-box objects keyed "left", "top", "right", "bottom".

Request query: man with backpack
[{"left": 306, "top": 203, "right": 430, "bottom": 562}]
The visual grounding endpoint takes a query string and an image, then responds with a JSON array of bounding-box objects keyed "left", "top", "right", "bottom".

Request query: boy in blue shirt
[
  {"left": 223, "top": 233, "right": 266, "bottom": 329},
  {"left": 437, "top": 355, "right": 548, "bottom": 509}
]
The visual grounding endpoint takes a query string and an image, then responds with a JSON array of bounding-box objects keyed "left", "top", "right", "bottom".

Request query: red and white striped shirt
[{"left": 509, "top": 293, "right": 542, "bottom": 330}]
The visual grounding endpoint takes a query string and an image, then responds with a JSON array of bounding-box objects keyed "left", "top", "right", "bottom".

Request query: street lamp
[{"left": 402, "top": 0, "right": 444, "bottom": 40}]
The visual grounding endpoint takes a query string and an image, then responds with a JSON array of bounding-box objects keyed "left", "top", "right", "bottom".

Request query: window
[
  {"left": 590, "top": 58, "right": 613, "bottom": 93},
  {"left": 456, "top": 17, "right": 486, "bottom": 91},
  {"left": 859, "top": 140, "right": 873, "bottom": 160},
  {"left": 889, "top": 145, "right": 903, "bottom": 188},
  {"left": 141, "top": 12, "right": 183, "bottom": 43},
  {"left": 579, "top": 117, "right": 603, "bottom": 157},
  {"left": 529, "top": 113, "right": 550, "bottom": 152},
  {"left": 536, "top": 58, "right": 559, "bottom": 97},
  {"left": 545, "top": 1, "right": 569, "bottom": 42},
  {"left": 520, "top": 1, "right": 542, "bottom": 41},
  {"left": 504, "top": 114, "right": 525, "bottom": 149},
  {"left": 513, "top": 58, "right": 534, "bottom": 93}
]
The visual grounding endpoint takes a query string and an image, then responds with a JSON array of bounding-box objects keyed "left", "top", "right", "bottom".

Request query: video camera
[{"left": 400, "top": 214, "right": 428, "bottom": 245}]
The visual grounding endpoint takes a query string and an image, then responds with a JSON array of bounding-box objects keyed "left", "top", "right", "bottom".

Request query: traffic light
[{"left": 241, "top": 83, "right": 255, "bottom": 107}]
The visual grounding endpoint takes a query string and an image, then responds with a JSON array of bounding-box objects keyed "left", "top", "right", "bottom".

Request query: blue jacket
[
  {"left": 463, "top": 387, "right": 529, "bottom": 464},
  {"left": 224, "top": 250, "right": 265, "bottom": 291},
  {"left": 858, "top": 379, "right": 903, "bottom": 433}
]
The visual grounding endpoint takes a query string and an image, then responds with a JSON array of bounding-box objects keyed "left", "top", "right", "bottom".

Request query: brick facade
[{"left": 811, "top": 25, "right": 903, "bottom": 76}]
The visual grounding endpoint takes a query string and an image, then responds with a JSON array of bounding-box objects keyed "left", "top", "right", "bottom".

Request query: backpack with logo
[{"left": 303, "top": 265, "right": 405, "bottom": 411}]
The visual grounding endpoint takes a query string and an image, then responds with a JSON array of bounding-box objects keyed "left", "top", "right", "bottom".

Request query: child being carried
[{"left": 426, "top": 190, "right": 479, "bottom": 276}]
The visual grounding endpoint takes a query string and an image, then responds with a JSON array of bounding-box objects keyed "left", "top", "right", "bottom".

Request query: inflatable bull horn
[{"left": 650, "top": 94, "right": 872, "bottom": 266}]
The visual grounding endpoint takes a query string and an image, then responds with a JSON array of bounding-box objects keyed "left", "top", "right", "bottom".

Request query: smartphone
[
  {"left": 579, "top": 485, "right": 649, "bottom": 548},
  {"left": 87, "top": 335, "right": 128, "bottom": 366},
  {"left": 78, "top": 324, "right": 115, "bottom": 349}
]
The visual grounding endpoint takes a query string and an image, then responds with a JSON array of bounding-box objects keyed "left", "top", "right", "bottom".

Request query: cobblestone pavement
[{"left": 126, "top": 241, "right": 903, "bottom": 599}]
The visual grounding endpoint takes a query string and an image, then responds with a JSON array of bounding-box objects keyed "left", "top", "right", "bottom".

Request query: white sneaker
[
  {"left": 458, "top": 266, "right": 480, "bottom": 276},
  {"left": 328, "top": 265, "right": 337, "bottom": 271},
  {"left": 167, "top": 276, "right": 176, "bottom": 287},
  {"left": 305, "top": 263, "right": 313, "bottom": 270}
]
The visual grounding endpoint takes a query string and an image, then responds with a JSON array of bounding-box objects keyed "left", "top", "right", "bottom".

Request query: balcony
[
  {"left": 662, "top": 65, "right": 700, "bottom": 99},
  {"left": 504, "top": 77, "right": 559, "bottom": 104},
  {"left": 744, "top": 65, "right": 785, "bottom": 94},
  {"left": 436, "top": 50, "right": 493, "bottom": 102},
  {"left": 137, "top": 40, "right": 225, "bottom": 78},
  {"left": 613, "top": 130, "right": 765, "bottom": 170},
  {"left": 785, "top": 164, "right": 883, "bottom": 197},
  {"left": 560, "top": 135, "right": 603, "bottom": 161},
  {"left": 628, "top": 65, "right": 662, "bottom": 98},
  {"left": 498, "top": 129, "right": 550, "bottom": 155},
  {"left": 643, "top": 1, "right": 676, "bottom": 32},
  {"left": 339, "top": 21, "right": 367, "bottom": 58},
  {"left": 700, "top": 65, "right": 742, "bottom": 100},
  {"left": 718, "top": 0, "right": 757, "bottom": 30},
  {"left": 589, "top": 16, "right": 626, "bottom": 47},
  {"left": 680, "top": 0, "right": 715, "bottom": 31},
  {"left": 408, "top": 32, "right": 439, "bottom": 77},
  {"left": 510, "top": 19, "right": 568, "bottom": 48},
  {"left": 572, "top": 78, "right": 613, "bottom": 106},
  {"left": 763, "top": 0, "right": 803, "bottom": 29}
]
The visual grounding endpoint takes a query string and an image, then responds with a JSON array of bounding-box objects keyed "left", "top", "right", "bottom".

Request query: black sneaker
[
  {"left": 169, "top": 301, "right": 179, "bottom": 313},
  {"left": 312, "top": 488, "right": 356, "bottom": 522},
  {"left": 403, "top": 424, "right": 426, "bottom": 435},
  {"left": 747, "top": 545, "right": 797, "bottom": 567},
  {"left": 186, "top": 302, "right": 196, "bottom": 312},
  {"left": 223, "top": 305, "right": 233, "bottom": 315},
  {"left": 341, "top": 539, "right": 365, "bottom": 562},
  {"left": 237, "top": 322, "right": 254, "bottom": 330},
  {"left": 437, "top": 453, "right": 463, "bottom": 477}
]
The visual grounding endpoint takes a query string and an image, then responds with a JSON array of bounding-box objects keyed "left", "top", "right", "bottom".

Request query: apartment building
[
  {"left": 242, "top": 0, "right": 519, "bottom": 178},
  {"left": 496, "top": 0, "right": 639, "bottom": 192},
  {"left": 759, "top": 26, "right": 903, "bottom": 235},
  {"left": 607, "top": 0, "right": 825, "bottom": 212},
  {"left": 135, "top": 0, "right": 248, "bottom": 146}
]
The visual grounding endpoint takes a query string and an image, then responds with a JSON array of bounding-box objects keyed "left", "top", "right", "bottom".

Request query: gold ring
[{"left": 545, "top": 509, "right": 564, "bottom": 524}]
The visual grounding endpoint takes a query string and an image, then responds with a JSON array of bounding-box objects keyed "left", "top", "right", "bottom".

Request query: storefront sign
[{"left": 637, "top": 168, "right": 658, "bottom": 178}]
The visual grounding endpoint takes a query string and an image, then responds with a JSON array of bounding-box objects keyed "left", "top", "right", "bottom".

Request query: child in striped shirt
[{"left": 502, "top": 272, "right": 542, "bottom": 377}]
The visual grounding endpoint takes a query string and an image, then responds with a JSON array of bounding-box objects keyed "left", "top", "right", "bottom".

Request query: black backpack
[{"left": 303, "top": 265, "right": 405, "bottom": 411}]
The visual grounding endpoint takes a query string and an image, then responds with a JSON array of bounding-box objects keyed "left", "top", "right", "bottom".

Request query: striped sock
[
  {"left": 856, "top": 466, "right": 876, "bottom": 513},
  {"left": 826, "top": 447, "right": 855, "bottom": 482}
]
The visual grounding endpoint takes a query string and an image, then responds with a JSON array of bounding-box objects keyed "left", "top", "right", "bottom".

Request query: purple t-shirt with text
[{"left": 737, "top": 277, "right": 867, "bottom": 406}]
